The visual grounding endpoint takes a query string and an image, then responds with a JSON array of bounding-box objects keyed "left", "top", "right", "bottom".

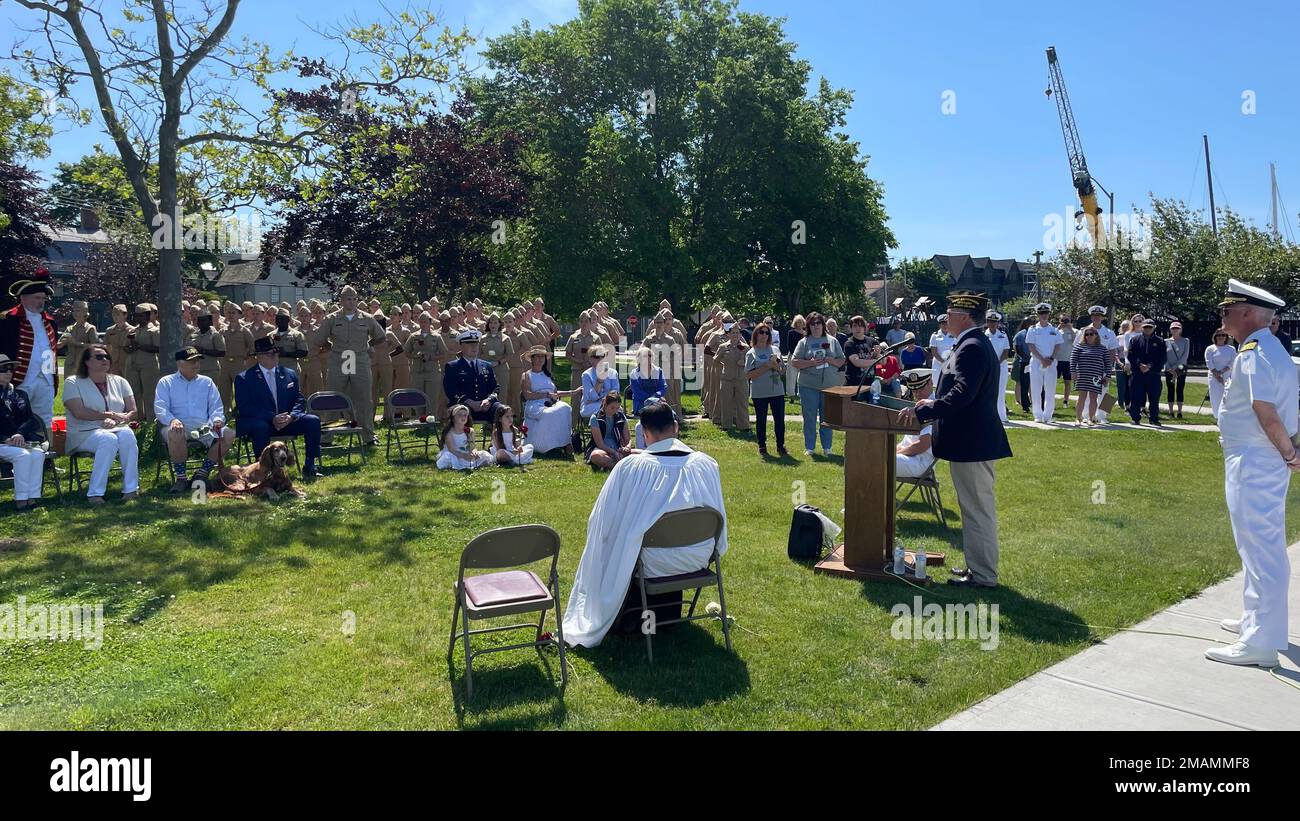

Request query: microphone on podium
[{"left": 852, "top": 332, "right": 915, "bottom": 401}]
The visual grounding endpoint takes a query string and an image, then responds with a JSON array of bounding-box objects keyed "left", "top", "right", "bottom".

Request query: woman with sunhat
[{"left": 520, "top": 345, "right": 579, "bottom": 454}]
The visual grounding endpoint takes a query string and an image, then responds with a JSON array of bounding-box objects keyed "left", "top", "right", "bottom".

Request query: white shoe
[
  {"left": 804, "top": 449, "right": 815, "bottom": 457},
  {"left": 1204, "top": 641, "right": 1277, "bottom": 667},
  {"left": 1220, "top": 617, "right": 1242, "bottom": 635}
]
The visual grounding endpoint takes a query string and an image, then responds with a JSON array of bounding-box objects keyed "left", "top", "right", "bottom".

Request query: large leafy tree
[
  {"left": 0, "top": 69, "right": 53, "bottom": 164},
  {"left": 11, "top": 0, "right": 469, "bottom": 372},
  {"left": 0, "top": 161, "right": 52, "bottom": 287},
  {"left": 469, "top": 0, "right": 894, "bottom": 318},
  {"left": 261, "top": 95, "right": 529, "bottom": 301}
]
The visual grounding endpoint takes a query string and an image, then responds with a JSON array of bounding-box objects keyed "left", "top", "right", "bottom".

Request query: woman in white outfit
[
  {"left": 62, "top": 344, "right": 140, "bottom": 504},
  {"left": 0, "top": 354, "right": 49, "bottom": 509},
  {"left": 1205, "top": 327, "right": 1237, "bottom": 420},
  {"left": 520, "top": 346, "right": 579, "bottom": 455}
]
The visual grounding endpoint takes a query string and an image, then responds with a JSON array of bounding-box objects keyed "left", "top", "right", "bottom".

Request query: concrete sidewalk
[{"left": 934, "top": 543, "right": 1300, "bottom": 730}]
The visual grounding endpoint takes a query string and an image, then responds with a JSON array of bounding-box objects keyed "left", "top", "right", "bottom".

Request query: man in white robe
[{"left": 562, "top": 402, "right": 729, "bottom": 648}]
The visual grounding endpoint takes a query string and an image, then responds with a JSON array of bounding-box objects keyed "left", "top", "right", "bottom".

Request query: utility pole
[
  {"left": 1033, "top": 249, "right": 1043, "bottom": 302},
  {"left": 1204, "top": 134, "right": 1218, "bottom": 236}
]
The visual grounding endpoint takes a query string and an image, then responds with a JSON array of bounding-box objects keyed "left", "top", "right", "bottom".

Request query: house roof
[
  {"left": 40, "top": 225, "right": 111, "bottom": 244},
  {"left": 215, "top": 260, "right": 264, "bottom": 286}
]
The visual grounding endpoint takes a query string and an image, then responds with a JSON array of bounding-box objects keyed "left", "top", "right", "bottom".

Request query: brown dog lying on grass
[{"left": 216, "top": 441, "right": 304, "bottom": 500}]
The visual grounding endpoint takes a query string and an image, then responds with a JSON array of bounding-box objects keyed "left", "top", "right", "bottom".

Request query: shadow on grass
[
  {"left": 0, "top": 476, "right": 423, "bottom": 623},
  {"left": 856, "top": 579, "right": 1091, "bottom": 646},
  {"left": 578, "top": 623, "right": 750, "bottom": 707},
  {"left": 448, "top": 650, "right": 569, "bottom": 730}
]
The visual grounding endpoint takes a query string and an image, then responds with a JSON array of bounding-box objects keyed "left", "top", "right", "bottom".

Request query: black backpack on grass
[{"left": 787, "top": 504, "right": 825, "bottom": 561}]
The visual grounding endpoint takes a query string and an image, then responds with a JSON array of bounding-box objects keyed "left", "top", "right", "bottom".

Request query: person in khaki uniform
[
  {"left": 305, "top": 301, "right": 329, "bottom": 399},
  {"left": 218, "top": 302, "right": 255, "bottom": 414},
  {"left": 480, "top": 313, "right": 514, "bottom": 406},
  {"left": 59, "top": 300, "right": 98, "bottom": 381},
  {"left": 246, "top": 305, "right": 274, "bottom": 341},
  {"left": 273, "top": 309, "right": 310, "bottom": 376},
  {"left": 713, "top": 322, "right": 751, "bottom": 430},
  {"left": 101, "top": 304, "right": 132, "bottom": 377},
  {"left": 123, "top": 303, "right": 161, "bottom": 422},
  {"left": 642, "top": 311, "right": 683, "bottom": 418},
  {"left": 369, "top": 311, "right": 396, "bottom": 413},
  {"left": 698, "top": 309, "right": 724, "bottom": 420},
  {"left": 502, "top": 312, "right": 529, "bottom": 415},
  {"left": 565, "top": 312, "right": 599, "bottom": 416},
  {"left": 311, "top": 286, "right": 385, "bottom": 442},
  {"left": 388, "top": 306, "right": 412, "bottom": 392},
  {"left": 406, "top": 312, "right": 448, "bottom": 419},
  {"left": 187, "top": 312, "right": 226, "bottom": 384}
]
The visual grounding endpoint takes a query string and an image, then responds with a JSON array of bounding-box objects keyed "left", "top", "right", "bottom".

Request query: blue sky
[{"left": 15, "top": 0, "right": 1300, "bottom": 263}]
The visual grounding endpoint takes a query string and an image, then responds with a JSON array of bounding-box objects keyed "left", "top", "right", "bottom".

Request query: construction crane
[{"left": 1045, "top": 46, "right": 1106, "bottom": 249}]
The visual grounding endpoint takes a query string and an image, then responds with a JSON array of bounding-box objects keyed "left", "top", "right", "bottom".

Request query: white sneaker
[
  {"left": 804, "top": 449, "right": 815, "bottom": 457},
  {"left": 1204, "top": 641, "right": 1277, "bottom": 667},
  {"left": 1220, "top": 617, "right": 1242, "bottom": 635}
]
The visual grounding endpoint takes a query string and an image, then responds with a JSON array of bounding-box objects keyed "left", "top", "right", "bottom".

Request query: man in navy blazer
[
  {"left": 900, "top": 290, "right": 1012, "bottom": 589},
  {"left": 235, "top": 337, "right": 322, "bottom": 477}
]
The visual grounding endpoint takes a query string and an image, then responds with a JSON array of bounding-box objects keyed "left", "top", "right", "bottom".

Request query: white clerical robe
[{"left": 562, "top": 437, "right": 729, "bottom": 648}]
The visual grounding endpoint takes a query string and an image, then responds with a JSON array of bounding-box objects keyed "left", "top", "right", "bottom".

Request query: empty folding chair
[{"left": 448, "top": 524, "right": 568, "bottom": 701}]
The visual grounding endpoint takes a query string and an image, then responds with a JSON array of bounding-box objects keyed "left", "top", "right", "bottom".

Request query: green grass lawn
[{"left": 1, "top": 408, "right": 1295, "bottom": 729}]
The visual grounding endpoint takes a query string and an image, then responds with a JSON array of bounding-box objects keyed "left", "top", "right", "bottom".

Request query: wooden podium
[{"left": 816, "top": 386, "right": 943, "bottom": 582}]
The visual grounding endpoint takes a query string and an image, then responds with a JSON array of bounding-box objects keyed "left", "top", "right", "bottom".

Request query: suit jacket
[
  {"left": 1127, "top": 333, "right": 1166, "bottom": 371},
  {"left": 0, "top": 306, "right": 59, "bottom": 394},
  {"left": 0, "top": 384, "right": 45, "bottom": 443},
  {"left": 234, "top": 364, "right": 305, "bottom": 432},
  {"left": 916, "top": 326, "right": 1012, "bottom": 463},
  {"left": 443, "top": 356, "right": 498, "bottom": 406}
]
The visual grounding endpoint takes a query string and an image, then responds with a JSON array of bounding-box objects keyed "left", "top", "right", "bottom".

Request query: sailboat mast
[{"left": 1204, "top": 134, "right": 1218, "bottom": 236}]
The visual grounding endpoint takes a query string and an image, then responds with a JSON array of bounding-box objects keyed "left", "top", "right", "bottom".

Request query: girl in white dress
[
  {"left": 436, "top": 404, "right": 493, "bottom": 470},
  {"left": 492, "top": 404, "right": 534, "bottom": 469},
  {"left": 520, "top": 346, "right": 580, "bottom": 455}
]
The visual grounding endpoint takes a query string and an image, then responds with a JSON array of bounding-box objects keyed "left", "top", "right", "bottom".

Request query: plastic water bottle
[
  {"left": 914, "top": 550, "right": 928, "bottom": 581},
  {"left": 870, "top": 378, "right": 881, "bottom": 403},
  {"left": 893, "top": 544, "right": 906, "bottom": 575}
]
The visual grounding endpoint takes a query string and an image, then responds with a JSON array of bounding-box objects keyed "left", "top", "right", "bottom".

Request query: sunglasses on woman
[{"left": 93, "top": 354, "right": 112, "bottom": 361}]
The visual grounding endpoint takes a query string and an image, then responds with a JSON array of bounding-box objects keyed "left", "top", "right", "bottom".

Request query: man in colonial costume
[{"left": 0, "top": 270, "right": 59, "bottom": 432}]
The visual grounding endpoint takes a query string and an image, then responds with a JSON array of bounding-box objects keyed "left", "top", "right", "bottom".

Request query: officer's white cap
[
  {"left": 1088, "top": 305, "right": 1107, "bottom": 315},
  {"left": 457, "top": 329, "right": 481, "bottom": 343},
  {"left": 987, "top": 311, "right": 1002, "bottom": 321},
  {"left": 1220, "top": 278, "right": 1285, "bottom": 310},
  {"left": 1035, "top": 302, "right": 1052, "bottom": 313}
]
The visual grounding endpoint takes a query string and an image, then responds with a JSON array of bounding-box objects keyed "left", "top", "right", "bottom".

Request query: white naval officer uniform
[
  {"left": 1218, "top": 327, "right": 1298, "bottom": 654},
  {"left": 929, "top": 329, "right": 955, "bottom": 387},
  {"left": 895, "top": 422, "right": 934, "bottom": 478},
  {"left": 1025, "top": 321, "right": 1061, "bottom": 422},
  {"left": 985, "top": 325, "right": 1010, "bottom": 422}
]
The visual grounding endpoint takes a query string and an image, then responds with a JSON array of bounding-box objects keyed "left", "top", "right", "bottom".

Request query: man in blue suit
[
  {"left": 235, "top": 337, "right": 323, "bottom": 477},
  {"left": 900, "top": 290, "right": 1013, "bottom": 589},
  {"left": 443, "top": 329, "right": 499, "bottom": 422}
]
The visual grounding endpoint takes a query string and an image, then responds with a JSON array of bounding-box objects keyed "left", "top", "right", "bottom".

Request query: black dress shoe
[
  {"left": 947, "top": 576, "right": 996, "bottom": 589},
  {"left": 777, "top": 447, "right": 789, "bottom": 457},
  {"left": 758, "top": 447, "right": 768, "bottom": 457},
  {"left": 949, "top": 566, "right": 972, "bottom": 578},
  {"left": 303, "top": 466, "right": 325, "bottom": 480}
]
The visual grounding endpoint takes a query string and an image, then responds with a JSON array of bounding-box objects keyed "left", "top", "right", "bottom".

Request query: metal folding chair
[
  {"left": 619, "top": 506, "right": 732, "bottom": 663},
  {"left": 384, "top": 389, "right": 436, "bottom": 462},
  {"left": 305, "top": 391, "right": 366, "bottom": 466},
  {"left": 234, "top": 434, "right": 301, "bottom": 475},
  {"left": 0, "top": 449, "right": 62, "bottom": 502},
  {"left": 153, "top": 425, "right": 225, "bottom": 487},
  {"left": 448, "top": 524, "right": 567, "bottom": 702},
  {"left": 895, "top": 466, "right": 948, "bottom": 528}
]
